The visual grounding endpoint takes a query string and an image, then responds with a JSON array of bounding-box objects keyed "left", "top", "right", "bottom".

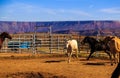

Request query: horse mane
[
  {"left": 0, "top": 32, "right": 11, "bottom": 40},
  {"left": 0, "top": 32, "right": 8, "bottom": 36}
]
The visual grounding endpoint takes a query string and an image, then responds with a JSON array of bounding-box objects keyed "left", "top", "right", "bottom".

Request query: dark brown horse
[
  {"left": 0, "top": 32, "right": 12, "bottom": 49},
  {"left": 81, "top": 36, "right": 111, "bottom": 63}
]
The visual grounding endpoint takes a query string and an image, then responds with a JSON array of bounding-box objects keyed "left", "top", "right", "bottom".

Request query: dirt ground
[{"left": 0, "top": 52, "right": 117, "bottom": 78}]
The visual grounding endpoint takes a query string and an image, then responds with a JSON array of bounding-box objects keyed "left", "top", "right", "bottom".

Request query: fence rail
[{"left": 0, "top": 33, "right": 102, "bottom": 54}]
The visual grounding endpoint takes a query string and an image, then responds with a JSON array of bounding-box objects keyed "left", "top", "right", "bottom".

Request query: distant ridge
[{"left": 0, "top": 21, "right": 120, "bottom": 36}]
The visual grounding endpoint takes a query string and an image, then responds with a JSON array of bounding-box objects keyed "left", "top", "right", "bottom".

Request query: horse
[
  {"left": 111, "top": 62, "right": 120, "bottom": 78},
  {"left": 0, "top": 32, "right": 12, "bottom": 49},
  {"left": 66, "top": 39, "right": 78, "bottom": 63},
  {"left": 81, "top": 36, "right": 111, "bottom": 62},
  {"left": 107, "top": 36, "right": 120, "bottom": 65}
]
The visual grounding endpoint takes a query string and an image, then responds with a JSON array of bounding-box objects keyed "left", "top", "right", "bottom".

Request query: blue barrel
[{"left": 20, "top": 42, "right": 31, "bottom": 48}]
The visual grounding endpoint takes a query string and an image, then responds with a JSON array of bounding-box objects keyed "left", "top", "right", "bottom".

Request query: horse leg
[
  {"left": 68, "top": 53, "right": 70, "bottom": 63},
  {"left": 118, "top": 52, "right": 120, "bottom": 63},
  {"left": 76, "top": 49, "right": 78, "bottom": 58},
  {"left": 116, "top": 53, "right": 119, "bottom": 63},
  {"left": 113, "top": 53, "right": 117, "bottom": 64},
  {"left": 105, "top": 51, "right": 113, "bottom": 65},
  {"left": 78, "top": 45, "right": 80, "bottom": 53},
  {"left": 87, "top": 50, "right": 94, "bottom": 60},
  {"left": 68, "top": 52, "right": 72, "bottom": 63}
]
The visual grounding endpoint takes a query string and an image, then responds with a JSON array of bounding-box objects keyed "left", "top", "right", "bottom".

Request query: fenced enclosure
[
  {"left": 0, "top": 33, "right": 85, "bottom": 53},
  {"left": 34, "top": 33, "right": 82, "bottom": 53},
  {"left": 0, "top": 34, "right": 33, "bottom": 53},
  {"left": 0, "top": 32, "right": 109, "bottom": 58}
]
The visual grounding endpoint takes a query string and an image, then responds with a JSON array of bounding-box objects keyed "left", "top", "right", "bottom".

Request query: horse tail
[{"left": 114, "top": 40, "right": 120, "bottom": 52}]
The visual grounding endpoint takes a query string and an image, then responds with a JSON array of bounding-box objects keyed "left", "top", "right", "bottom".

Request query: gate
[{"left": 34, "top": 33, "right": 72, "bottom": 54}]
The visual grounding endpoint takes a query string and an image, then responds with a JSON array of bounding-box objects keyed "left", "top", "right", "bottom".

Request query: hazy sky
[{"left": 0, "top": 0, "right": 120, "bottom": 21}]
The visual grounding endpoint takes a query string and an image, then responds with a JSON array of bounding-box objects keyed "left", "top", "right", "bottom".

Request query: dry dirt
[{"left": 0, "top": 53, "right": 117, "bottom": 78}]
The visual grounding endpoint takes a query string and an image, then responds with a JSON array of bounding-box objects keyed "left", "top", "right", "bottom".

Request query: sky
[{"left": 0, "top": 0, "right": 120, "bottom": 21}]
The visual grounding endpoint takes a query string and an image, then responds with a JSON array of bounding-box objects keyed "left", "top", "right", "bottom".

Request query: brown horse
[{"left": 0, "top": 32, "right": 12, "bottom": 49}]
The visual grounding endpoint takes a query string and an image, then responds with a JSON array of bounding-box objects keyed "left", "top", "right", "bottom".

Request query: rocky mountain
[{"left": 0, "top": 21, "right": 120, "bottom": 36}]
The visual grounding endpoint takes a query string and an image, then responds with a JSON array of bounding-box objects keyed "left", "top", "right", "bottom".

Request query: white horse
[{"left": 66, "top": 39, "right": 78, "bottom": 63}]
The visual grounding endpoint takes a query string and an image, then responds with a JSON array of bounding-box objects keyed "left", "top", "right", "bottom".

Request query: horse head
[
  {"left": 66, "top": 39, "right": 71, "bottom": 48},
  {"left": 0, "top": 32, "right": 12, "bottom": 40}
]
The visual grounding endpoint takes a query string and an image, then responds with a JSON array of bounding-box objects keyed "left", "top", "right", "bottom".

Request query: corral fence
[
  {"left": 33, "top": 33, "right": 83, "bottom": 53},
  {"left": 0, "top": 33, "right": 33, "bottom": 53},
  {"left": 0, "top": 33, "right": 90, "bottom": 54},
  {"left": 0, "top": 32, "right": 108, "bottom": 58}
]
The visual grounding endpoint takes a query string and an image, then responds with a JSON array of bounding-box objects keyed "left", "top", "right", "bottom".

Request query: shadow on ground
[{"left": 6, "top": 72, "right": 67, "bottom": 78}]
